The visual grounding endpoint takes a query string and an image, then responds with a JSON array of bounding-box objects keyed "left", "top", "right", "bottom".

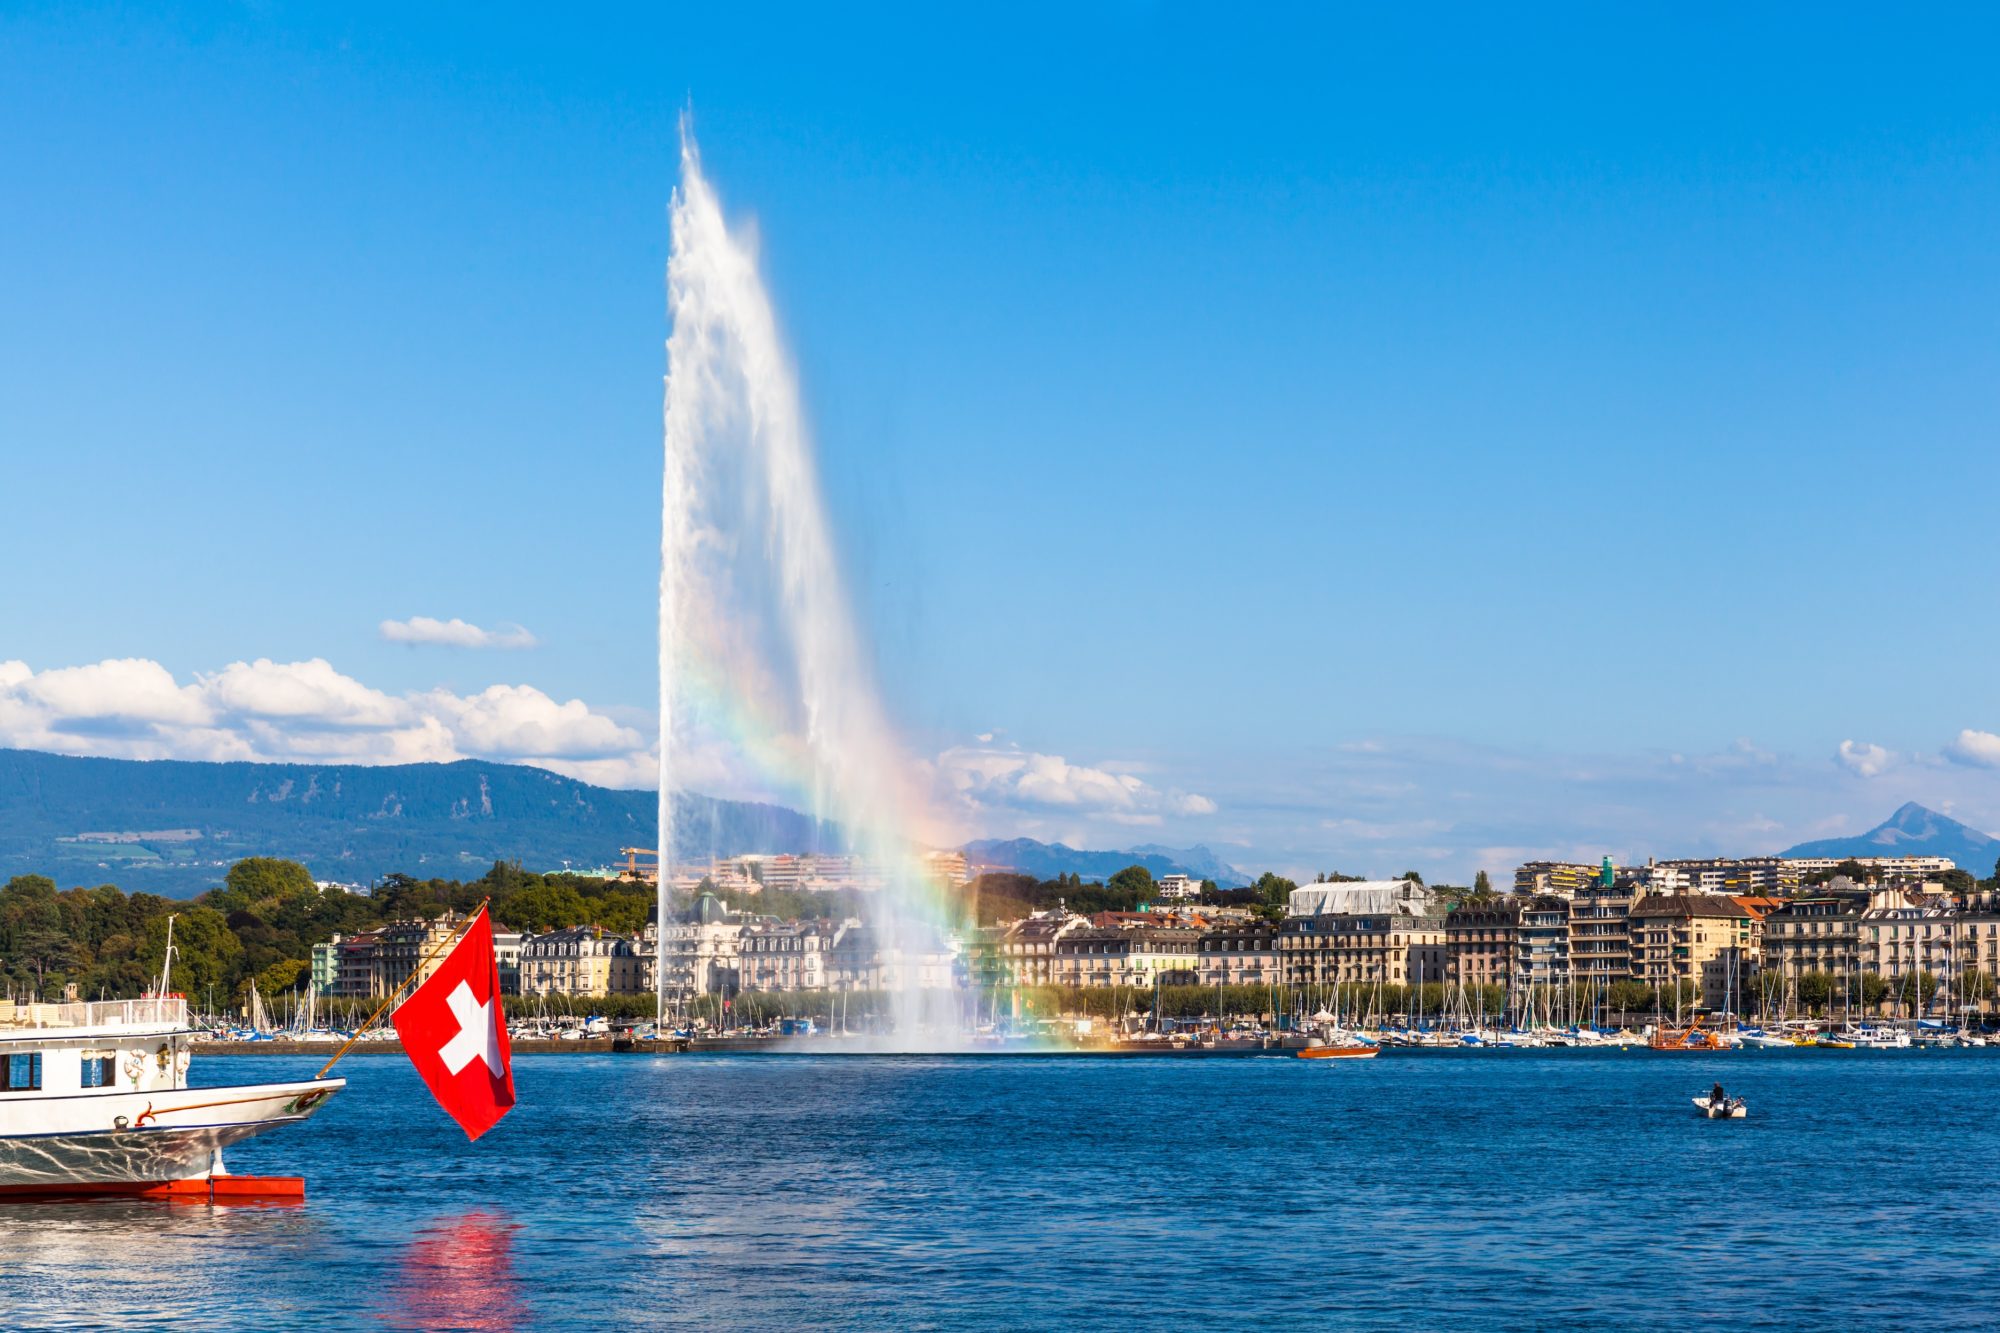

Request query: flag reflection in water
[{"left": 382, "top": 1211, "right": 531, "bottom": 1331}]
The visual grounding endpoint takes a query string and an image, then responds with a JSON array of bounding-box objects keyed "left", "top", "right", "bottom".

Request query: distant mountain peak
[{"left": 1781, "top": 802, "right": 2000, "bottom": 873}]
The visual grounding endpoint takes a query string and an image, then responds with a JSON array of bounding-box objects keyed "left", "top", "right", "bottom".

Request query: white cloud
[
  {"left": 379, "top": 616, "right": 538, "bottom": 649},
  {"left": 0, "top": 657, "right": 643, "bottom": 785},
  {"left": 1835, "top": 739, "right": 1894, "bottom": 778},
  {"left": 423, "top": 684, "right": 640, "bottom": 760},
  {"left": 934, "top": 741, "right": 1217, "bottom": 830},
  {"left": 1946, "top": 729, "right": 2000, "bottom": 769},
  {"left": 207, "top": 658, "right": 404, "bottom": 728}
]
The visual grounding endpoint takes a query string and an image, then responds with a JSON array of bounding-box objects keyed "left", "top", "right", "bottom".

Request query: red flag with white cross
[{"left": 392, "top": 907, "right": 516, "bottom": 1140}]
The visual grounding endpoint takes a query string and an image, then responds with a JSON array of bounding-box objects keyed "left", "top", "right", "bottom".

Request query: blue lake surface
[{"left": 2, "top": 1048, "right": 1998, "bottom": 1330}]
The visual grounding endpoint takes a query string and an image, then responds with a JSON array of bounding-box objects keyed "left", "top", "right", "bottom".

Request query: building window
[
  {"left": 81, "top": 1054, "right": 116, "bottom": 1088},
  {"left": 1, "top": 1052, "right": 42, "bottom": 1091}
]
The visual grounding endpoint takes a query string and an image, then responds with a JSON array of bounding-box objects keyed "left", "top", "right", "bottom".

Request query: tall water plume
[{"left": 658, "top": 123, "right": 961, "bottom": 1046}]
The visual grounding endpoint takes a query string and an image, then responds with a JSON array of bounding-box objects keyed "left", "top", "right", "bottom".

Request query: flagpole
[{"left": 316, "top": 898, "right": 491, "bottom": 1079}]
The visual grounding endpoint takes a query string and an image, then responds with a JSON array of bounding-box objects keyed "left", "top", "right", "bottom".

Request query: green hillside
[{"left": 0, "top": 749, "right": 840, "bottom": 897}]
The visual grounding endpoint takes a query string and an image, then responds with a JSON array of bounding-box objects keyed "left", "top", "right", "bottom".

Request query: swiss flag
[{"left": 392, "top": 907, "right": 516, "bottom": 1141}]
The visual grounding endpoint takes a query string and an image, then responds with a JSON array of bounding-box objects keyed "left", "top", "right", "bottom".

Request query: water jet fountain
[{"left": 656, "top": 122, "right": 965, "bottom": 1049}]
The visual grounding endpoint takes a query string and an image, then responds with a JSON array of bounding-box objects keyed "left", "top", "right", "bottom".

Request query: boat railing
[{"left": 0, "top": 997, "right": 189, "bottom": 1030}]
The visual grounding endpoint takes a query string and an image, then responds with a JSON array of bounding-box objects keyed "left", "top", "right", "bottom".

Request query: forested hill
[{"left": 0, "top": 749, "right": 839, "bottom": 897}]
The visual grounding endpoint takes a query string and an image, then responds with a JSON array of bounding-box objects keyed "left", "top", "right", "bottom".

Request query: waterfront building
[
  {"left": 967, "top": 909, "right": 1090, "bottom": 989},
  {"left": 1758, "top": 891, "right": 1876, "bottom": 999},
  {"left": 1445, "top": 899, "right": 1521, "bottom": 991},
  {"left": 1196, "top": 923, "right": 1280, "bottom": 987},
  {"left": 825, "top": 924, "right": 960, "bottom": 991},
  {"left": 1280, "top": 894, "right": 1446, "bottom": 991},
  {"left": 1288, "top": 880, "right": 1439, "bottom": 919},
  {"left": 1052, "top": 926, "right": 1201, "bottom": 989},
  {"left": 517, "top": 925, "right": 631, "bottom": 998},
  {"left": 1853, "top": 893, "right": 2000, "bottom": 1010},
  {"left": 1628, "top": 895, "right": 1757, "bottom": 1007},
  {"left": 1570, "top": 876, "right": 1637, "bottom": 991},
  {"left": 738, "top": 919, "right": 839, "bottom": 992},
  {"left": 657, "top": 892, "right": 749, "bottom": 1003},
  {"left": 612, "top": 927, "right": 655, "bottom": 996},
  {"left": 331, "top": 930, "right": 383, "bottom": 999},
  {"left": 1514, "top": 896, "right": 1571, "bottom": 990},
  {"left": 490, "top": 930, "right": 524, "bottom": 995},
  {"left": 1157, "top": 874, "right": 1202, "bottom": 903},
  {"left": 319, "top": 915, "right": 468, "bottom": 1000},
  {"left": 309, "top": 939, "right": 338, "bottom": 996}
]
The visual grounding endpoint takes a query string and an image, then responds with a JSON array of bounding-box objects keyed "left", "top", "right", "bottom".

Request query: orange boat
[
  {"left": 1649, "top": 1017, "right": 1729, "bottom": 1051},
  {"left": 1297, "top": 1043, "right": 1380, "bottom": 1060}
]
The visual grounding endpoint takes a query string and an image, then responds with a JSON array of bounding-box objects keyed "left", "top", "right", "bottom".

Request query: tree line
[{"left": 0, "top": 857, "right": 661, "bottom": 1012}]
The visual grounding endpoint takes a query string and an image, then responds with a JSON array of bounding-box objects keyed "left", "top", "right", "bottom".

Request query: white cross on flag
[{"left": 392, "top": 906, "right": 516, "bottom": 1140}]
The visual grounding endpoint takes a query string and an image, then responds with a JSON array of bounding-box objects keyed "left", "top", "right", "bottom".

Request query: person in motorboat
[{"left": 1709, "top": 1082, "right": 1727, "bottom": 1111}]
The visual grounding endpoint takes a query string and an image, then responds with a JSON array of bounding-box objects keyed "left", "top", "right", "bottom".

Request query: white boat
[
  {"left": 0, "top": 996, "right": 342, "bottom": 1199},
  {"left": 1739, "top": 1032, "right": 1794, "bottom": 1050},
  {"left": 1692, "top": 1095, "right": 1747, "bottom": 1119}
]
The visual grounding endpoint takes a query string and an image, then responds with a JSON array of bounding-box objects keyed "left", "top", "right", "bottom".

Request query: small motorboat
[
  {"left": 1692, "top": 1095, "right": 1747, "bottom": 1119},
  {"left": 1297, "top": 1042, "right": 1380, "bottom": 1060}
]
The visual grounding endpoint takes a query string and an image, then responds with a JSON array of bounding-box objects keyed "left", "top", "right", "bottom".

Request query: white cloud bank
[
  {"left": 379, "top": 616, "right": 538, "bottom": 649},
  {"left": 1946, "top": 729, "right": 2000, "bottom": 769},
  {"left": 934, "top": 741, "right": 1217, "bottom": 828},
  {"left": 0, "top": 657, "right": 647, "bottom": 786}
]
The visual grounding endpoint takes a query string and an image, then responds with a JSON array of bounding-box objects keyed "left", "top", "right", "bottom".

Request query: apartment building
[
  {"left": 517, "top": 924, "right": 631, "bottom": 998},
  {"left": 1197, "top": 923, "right": 1280, "bottom": 987},
  {"left": 1051, "top": 926, "right": 1202, "bottom": 989},
  {"left": 1445, "top": 899, "right": 1521, "bottom": 991}
]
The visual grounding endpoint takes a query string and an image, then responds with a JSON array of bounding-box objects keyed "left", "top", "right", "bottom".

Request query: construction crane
[{"left": 616, "top": 848, "right": 661, "bottom": 883}]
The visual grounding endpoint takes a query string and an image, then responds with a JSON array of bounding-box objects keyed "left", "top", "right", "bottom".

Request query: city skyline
[{"left": 5, "top": 6, "right": 2000, "bottom": 881}]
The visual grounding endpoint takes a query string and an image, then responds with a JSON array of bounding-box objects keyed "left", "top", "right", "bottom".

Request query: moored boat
[
  {"left": 1649, "top": 1019, "right": 1729, "bottom": 1052},
  {"left": 0, "top": 995, "right": 341, "bottom": 1200}
]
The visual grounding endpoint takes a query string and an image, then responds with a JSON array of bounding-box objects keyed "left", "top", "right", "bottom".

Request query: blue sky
[{"left": 4, "top": 4, "right": 1999, "bottom": 880}]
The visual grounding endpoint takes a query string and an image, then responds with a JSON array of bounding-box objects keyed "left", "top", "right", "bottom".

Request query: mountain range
[
  {"left": 0, "top": 748, "right": 837, "bottom": 898},
  {"left": 0, "top": 748, "right": 1247, "bottom": 897},
  {"left": 959, "top": 838, "right": 1247, "bottom": 886},
  {"left": 1779, "top": 801, "right": 2000, "bottom": 876}
]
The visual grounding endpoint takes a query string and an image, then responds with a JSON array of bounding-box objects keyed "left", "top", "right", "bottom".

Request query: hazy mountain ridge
[
  {"left": 0, "top": 749, "right": 839, "bottom": 897},
  {"left": 958, "top": 836, "right": 1247, "bottom": 886},
  {"left": 1780, "top": 801, "right": 2000, "bottom": 875}
]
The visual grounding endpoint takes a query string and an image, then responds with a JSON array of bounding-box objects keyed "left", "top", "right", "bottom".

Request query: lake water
[{"left": 2, "top": 1049, "right": 1997, "bottom": 1330}]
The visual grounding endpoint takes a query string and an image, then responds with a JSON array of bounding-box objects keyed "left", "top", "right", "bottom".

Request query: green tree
[
  {"left": 217, "top": 857, "right": 316, "bottom": 909},
  {"left": 1251, "top": 872, "right": 1297, "bottom": 910},
  {"left": 1105, "top": 865, "right": 1155, "bottom": 906},
  {"left": 498, "top": 880, "right": 590, "bottom": 933},
  {"left": 0, "top": 874, "right": 76, "bottom": 996},
  {"left": 1472, "top": 870, "right": 1493, "bottom": 896},
  {"left": 1400, "top": 870, "right": 1424, "bottom": 886},
  {"left": 144, "top": 906, "right": 241, "bottom": 1001},
  {"left": 255, "top": 957, "right": 310, "bottom": 999},
  {"left": 1859, "top": 974, "right": 1890, "bottom": 1009},
  {"left": 1608, "top": 981, "right": 1653, "bottom": 1015},
  {"left": 1796, "top": 971, "right": 1834, "bottom": 1014},
  {"left": 1896, "top": 970, "right": 1941, "bottom": 1012}
]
